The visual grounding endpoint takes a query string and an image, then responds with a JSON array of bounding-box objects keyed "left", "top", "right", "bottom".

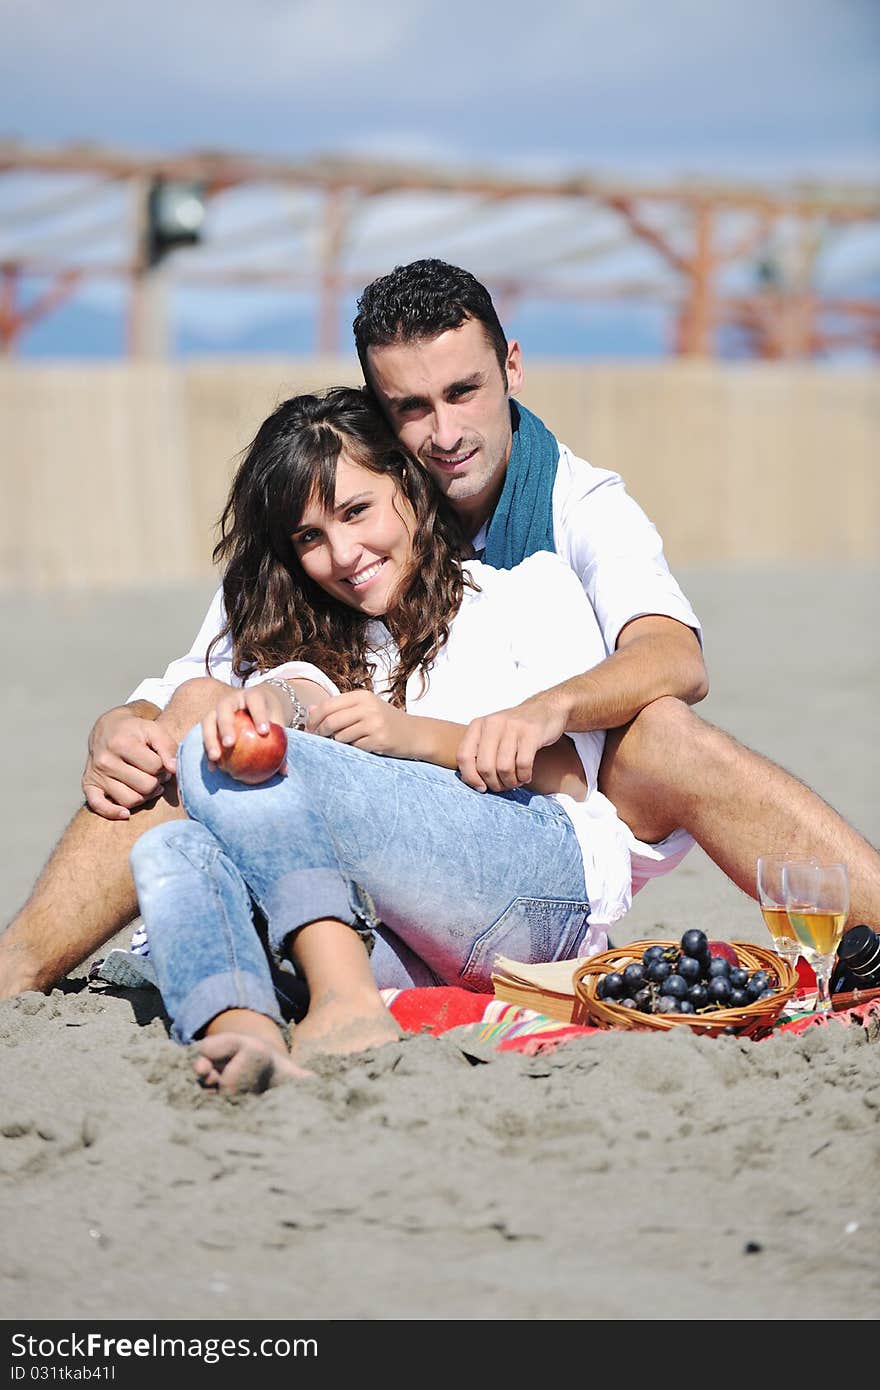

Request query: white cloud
[
  {"left": 0, "top": 0, "right": 428, "bottom": 109},
  {"left": 0, "top": 0, "right": 876, "bottom": 172}
]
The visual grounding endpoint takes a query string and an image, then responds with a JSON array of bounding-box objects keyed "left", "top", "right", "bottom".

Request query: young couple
[
  {"left": 5, "top": 261, "right": 880, "bottom": 1090},
  {"left": 132, "top": 384, "right": 625, "bottom": 1091}
]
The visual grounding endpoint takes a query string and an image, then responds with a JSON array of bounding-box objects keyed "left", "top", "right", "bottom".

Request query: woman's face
[{"left": 290, "top": 453, "right": 415, "bottom": 618}]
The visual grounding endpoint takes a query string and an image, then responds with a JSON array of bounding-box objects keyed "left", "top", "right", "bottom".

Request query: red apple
[{"left": 217, "top": 709, "right": 287, "bottom": 784}]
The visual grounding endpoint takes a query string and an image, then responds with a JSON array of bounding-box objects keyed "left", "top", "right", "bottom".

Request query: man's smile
[{"left": 425, "top": 446, "right": 479, "bottom": 472}]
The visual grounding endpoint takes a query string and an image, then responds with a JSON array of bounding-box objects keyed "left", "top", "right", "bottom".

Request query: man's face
[{"left": 366, "top": 318, "right": 524, "bottom": 529}]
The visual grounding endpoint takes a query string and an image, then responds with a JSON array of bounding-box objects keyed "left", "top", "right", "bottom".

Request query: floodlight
[{"left": 146, "top": 179, "right": 206, "bottom": 266}]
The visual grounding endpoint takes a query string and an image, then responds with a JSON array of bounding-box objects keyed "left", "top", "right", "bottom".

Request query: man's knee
[
  {"left": 630, "top": 695, "right": 699, "bottom": 746},
  {"left": 604, "top": 697, "right": 698, "bottom": 782},
  {"left": 599, "top": 697, "right": 722, "bottom": 826},
  {"left": 161, "top": 677, "right": 227, "bottom": 737},
  {"left": 598, "top": 702, "right": 693, "bottom": 844},
  {"left": 607, "top": 697, "right": 744, "bottom": 800}
]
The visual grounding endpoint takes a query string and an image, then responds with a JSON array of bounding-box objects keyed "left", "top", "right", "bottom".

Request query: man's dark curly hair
[{"left": 353, "top": 259, "right": 509, "bottom": 385}]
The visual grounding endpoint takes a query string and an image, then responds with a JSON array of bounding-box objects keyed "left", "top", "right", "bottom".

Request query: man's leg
[
  {"left": 0, "top": 678, "right": 228, "bottom": 997},
  {"left": 598, "top": 697, "right": 880, "bottom": 929}
]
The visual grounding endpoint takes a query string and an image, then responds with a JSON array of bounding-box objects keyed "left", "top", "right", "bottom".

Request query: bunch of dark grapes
[{"left": 596, "top": 930, "right": 777, "bottom": 1017}]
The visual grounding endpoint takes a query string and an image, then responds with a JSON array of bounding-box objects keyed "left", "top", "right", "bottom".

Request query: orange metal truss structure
[{"left": 0, "top": 140, "right": 878, "bottom": 359}]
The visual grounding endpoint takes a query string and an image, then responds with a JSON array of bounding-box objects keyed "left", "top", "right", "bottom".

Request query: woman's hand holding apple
[{"left": 203, "top": 686, "right": 289, "bottom": 784}]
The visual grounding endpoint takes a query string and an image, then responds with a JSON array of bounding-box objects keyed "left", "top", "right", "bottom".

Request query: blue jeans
[{"left": 130, "top": 727, "right": 595, "bottom": 1043}]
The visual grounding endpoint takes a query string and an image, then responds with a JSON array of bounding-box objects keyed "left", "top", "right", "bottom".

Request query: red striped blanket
[{"left": 380, "top": 985, "right": 880, "bottom": 1056}]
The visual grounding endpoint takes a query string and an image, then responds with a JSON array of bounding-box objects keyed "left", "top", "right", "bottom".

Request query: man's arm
[
  {"left": 454, "top": 447, "right": 706, "bottom": 792},
  {"left": 457, "top": 614, "right": 707, "bottom": 793},
  {"left": 561, "top": 614, "right": 708, "bottom": 729},
  {"left": 301, "top": 690, "right": 589, "bottom": 800},
  {"left": 83, "top": 587, "right": 232, "bottom": 819}
]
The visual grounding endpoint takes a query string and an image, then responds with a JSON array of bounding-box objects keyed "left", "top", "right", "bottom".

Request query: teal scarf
[{"left": 481, "top": 401, "right": 558, "bottom": 570}]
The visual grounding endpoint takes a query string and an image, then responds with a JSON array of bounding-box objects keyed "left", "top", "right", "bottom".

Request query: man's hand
[
  {"left": 83, "top": 704, "right": 179, "bottom": 820},
  {"left": 457, "top": 694, "right": 567, "bottom": 792},
  {"left": 308, "top": 691, "right": 415, "bottom": 758}
]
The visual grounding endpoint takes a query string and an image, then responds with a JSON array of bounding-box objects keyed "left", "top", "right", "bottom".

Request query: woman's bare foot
[
  {"left": 193, "top": 1008, "right": 312, "bottom": 1094},
  {"left": 285, "top": 919, "right": 403, "bottom": 1062},
  {"left": 192, "top": 1034, "right": 313, "bottom": 1093},
  {"left": 290, "top": 988, "right": 402, "bottom": 1063}
]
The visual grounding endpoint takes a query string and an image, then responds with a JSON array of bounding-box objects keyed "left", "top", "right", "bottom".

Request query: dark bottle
[{"left": 830, "top": 925, "right": 880, "bottom": 994}]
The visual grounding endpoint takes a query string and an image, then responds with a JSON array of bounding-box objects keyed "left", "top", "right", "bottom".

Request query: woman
[{"left": 130, "top": 388, "right": 632, "bottom": 1092}]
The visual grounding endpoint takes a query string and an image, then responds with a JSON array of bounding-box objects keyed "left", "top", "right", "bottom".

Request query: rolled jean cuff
[
  {"left": 262, "top": 867, "right": 377, "bottom": 962},
  {"left": 172, "top": 969, "right": 286, "bottom": 1045}
]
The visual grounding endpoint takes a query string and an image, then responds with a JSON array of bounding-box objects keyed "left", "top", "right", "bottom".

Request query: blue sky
[{"left": 1, "top": 0, "right": 878, "bottom": 357}]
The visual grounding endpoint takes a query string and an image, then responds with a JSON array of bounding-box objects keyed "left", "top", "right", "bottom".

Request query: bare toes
[{"left": 191, "top": 1033, "right": 312, "bottom": 1095}]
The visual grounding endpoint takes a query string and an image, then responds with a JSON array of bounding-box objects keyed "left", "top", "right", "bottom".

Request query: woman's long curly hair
[{"left": 208, "top": 386, "right": 474, "bottom": 707}]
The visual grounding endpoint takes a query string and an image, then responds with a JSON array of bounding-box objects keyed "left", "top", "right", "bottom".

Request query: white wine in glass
[
  {"left": 756, "top": 856, "right": 812, "bottom": 967},
  {"left": 781, "top": 861, "right": 850, "bottom": 1014}
]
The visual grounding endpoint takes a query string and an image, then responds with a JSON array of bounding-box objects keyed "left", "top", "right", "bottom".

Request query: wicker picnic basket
[{"left": 572, "top": 939, "right": 799, "bottom": 1038}]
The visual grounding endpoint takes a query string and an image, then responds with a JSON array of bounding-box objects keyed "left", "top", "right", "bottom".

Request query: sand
[{"left": 1, "top": 567, "right": 878, "bottom": 1321}]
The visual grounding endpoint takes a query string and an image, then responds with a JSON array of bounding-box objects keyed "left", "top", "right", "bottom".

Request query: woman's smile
[{"left": 343, "top": 557, "right": 388, "bottom": 590}]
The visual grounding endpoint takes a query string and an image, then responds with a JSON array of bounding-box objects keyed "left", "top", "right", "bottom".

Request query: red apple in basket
[{"left": 217, "top": 709, "right": 287, "bottom": 784}]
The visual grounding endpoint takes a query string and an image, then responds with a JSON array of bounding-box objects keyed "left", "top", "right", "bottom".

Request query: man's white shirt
[{"left": 470, "top": 443, "right": 701, "bottom": 655}]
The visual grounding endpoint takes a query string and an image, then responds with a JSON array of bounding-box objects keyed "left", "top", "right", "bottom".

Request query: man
[{"left": 2, "top": 259, "right": 878, "bottom": 998}]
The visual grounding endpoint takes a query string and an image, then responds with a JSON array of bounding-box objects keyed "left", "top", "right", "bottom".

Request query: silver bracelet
[{"left": 261, "top": 678, "right": 309, "bottom": 731}]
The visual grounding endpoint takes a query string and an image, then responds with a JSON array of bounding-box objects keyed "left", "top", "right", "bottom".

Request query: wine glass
[
  {"left": 782, "top": 861, "right": 850, "bottom": 1014},
  {"left": 756, "top": 856, "right": 811, "bottom": 968}
]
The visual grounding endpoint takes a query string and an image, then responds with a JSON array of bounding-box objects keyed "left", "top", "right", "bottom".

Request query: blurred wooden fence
[{"left": 1, "top": 359, "right": 877, "bottom": 589}]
